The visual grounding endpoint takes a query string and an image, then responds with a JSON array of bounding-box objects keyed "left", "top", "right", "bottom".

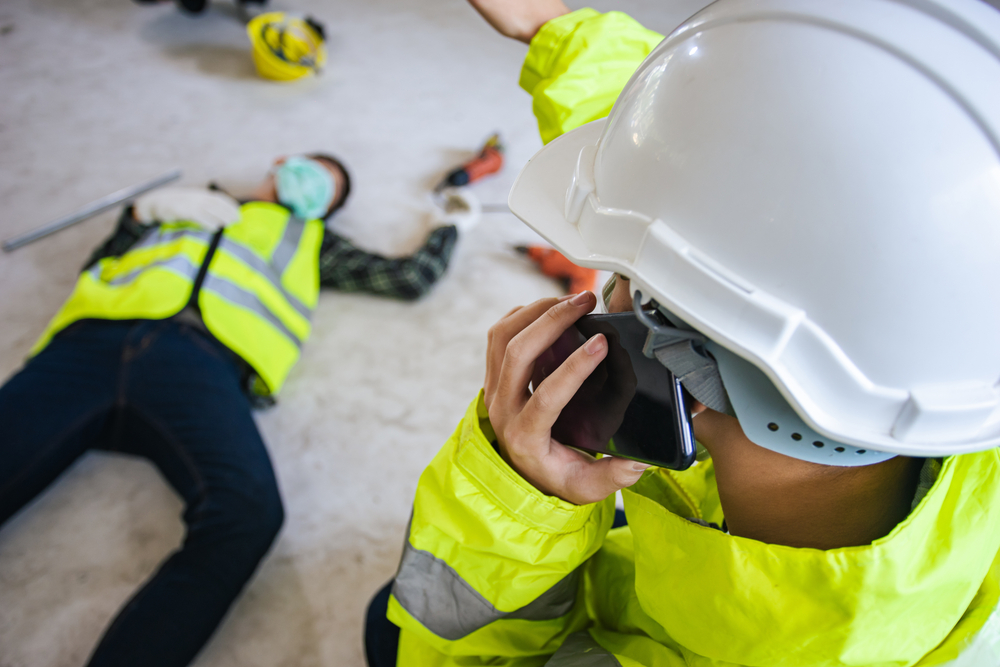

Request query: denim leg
[
  {"left": 365, "top": 581, "right": 401, "bottom": 667},
  {"left": 0, "top": 322, "right": 121, "bottom": 525},
  {"left": 87, "top": 321, "right": 282, "bottom": 667}
]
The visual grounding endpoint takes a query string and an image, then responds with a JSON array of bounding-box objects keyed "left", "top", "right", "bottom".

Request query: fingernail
[
  {"left": 632, "top": 463, "right": 651, "bottom": 471},
  {"left": 570, "top": 291, "right": 591, "bottom": 306},
  {"left": 584, "top": 334, "right": 605, "bottom": 355}
]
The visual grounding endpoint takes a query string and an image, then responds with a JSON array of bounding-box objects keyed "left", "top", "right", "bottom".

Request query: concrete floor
[{"left": 0, "top": 0, "right": 710, "bottom": 665}]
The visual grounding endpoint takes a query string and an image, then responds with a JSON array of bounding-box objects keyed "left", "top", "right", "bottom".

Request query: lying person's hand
[
  {"left": 466, "top": 0, "right": 570, "bottom": 44},
  {"left": 484, "top": 291, "right": 650, "bottom": 505},
  {"left": 134, "top": 187, "right": 241, "bottom": 230},
  {"left": 432, "top": 188, "right": 481, "bottom": 233}
]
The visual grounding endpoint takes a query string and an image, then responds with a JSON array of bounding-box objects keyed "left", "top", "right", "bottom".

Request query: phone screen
[{"left": 533, "top": 312, "right": 697, "bottom": 470}]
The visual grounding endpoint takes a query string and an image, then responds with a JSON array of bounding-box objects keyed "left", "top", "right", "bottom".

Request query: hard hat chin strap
[
  {"left": 633, "top": 291, "right": 705, "bottom": 353},
  {"left": 631, "top": 292, "right": 895, "bottom": 465},
  {"left": 633, "top": 291, "right": 733, "bottom": 415}
]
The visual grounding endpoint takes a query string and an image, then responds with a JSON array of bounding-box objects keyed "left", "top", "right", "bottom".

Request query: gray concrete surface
[{"left": 0, "top": 0, "right": 709, "bottom": 665}]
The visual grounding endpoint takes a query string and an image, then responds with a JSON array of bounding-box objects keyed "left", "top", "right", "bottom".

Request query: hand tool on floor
[
  {"left": 2, "top": 169, "right": 181, "bottom": 252},
  {"left": 516, "top": 245, "right": 599, "bottom": 294},
  {"left": 436, "top": 134, "right": 504, "bottom": 191}
]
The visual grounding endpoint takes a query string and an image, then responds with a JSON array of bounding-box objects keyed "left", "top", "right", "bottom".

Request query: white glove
[
  {"left": 431, "top": 188, "right": 481, "bottom": 234},
  {"left": 133, "top": 187, "right": 241, "bottom": 230}
]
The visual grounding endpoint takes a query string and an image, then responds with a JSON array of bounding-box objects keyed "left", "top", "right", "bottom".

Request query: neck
[{"left": 710, "top": 441, "right": 923, "bottom": 549}]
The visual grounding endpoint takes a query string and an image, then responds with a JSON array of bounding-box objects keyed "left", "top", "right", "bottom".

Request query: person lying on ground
[{"left": 0, "top": 153, "right": 469, "bottom": 667}]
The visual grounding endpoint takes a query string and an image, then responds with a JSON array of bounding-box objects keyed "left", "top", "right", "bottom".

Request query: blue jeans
[
  {"left": 365, "top": 581, "right": 400, "bottom": 667},
  {"left": 0, "top": 319, "right": 284, "bottom": 667}
]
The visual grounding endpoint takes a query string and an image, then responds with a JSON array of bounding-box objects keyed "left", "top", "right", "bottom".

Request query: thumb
[
  {"left": 600, "top": 456, "right": 650, "bottom": 491},
  {"left": 569, "top": 456, "right": 650, "bottom": 504}
]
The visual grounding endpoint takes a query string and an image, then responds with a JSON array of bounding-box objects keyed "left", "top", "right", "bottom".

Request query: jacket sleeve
[
  {"left": 318, "top": 225, "right": 457, "bottom": 300},
  {"left": 519, "top": 9, "right": 665, "bottom": 145},
  {"left": 388, "top": 392, "right": 615, "bottom": 665}
]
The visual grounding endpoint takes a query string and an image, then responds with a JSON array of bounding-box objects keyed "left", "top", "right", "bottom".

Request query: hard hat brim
[{"left": 508, "top": 119, "right": 619, "bottom": 273}]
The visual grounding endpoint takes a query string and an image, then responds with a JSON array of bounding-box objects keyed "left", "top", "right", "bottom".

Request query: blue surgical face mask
[{"left": 274, "top": 156, "right": 336, "bottom": 220}]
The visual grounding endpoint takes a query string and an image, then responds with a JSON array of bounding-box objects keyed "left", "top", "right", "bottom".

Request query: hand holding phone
[
  {"left": 539, "top": 313, "right": 696, "bottom": 470},
  {"left": 483, "top": 292, "right": 651, "bottom": 506},
  {"left": 532, "top": 323, "right": 638, "bottom": 452}
]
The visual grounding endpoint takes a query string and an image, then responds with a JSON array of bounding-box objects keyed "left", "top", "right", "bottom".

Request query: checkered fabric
[{"left": 318, "top": 225, "right": 457, "bottom": 300}]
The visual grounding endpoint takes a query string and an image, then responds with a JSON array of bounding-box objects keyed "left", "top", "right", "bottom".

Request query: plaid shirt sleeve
[
  {"left": 82, "top": 206, "right": 154, "bottom": 271},
  {"left": 318, "top": 225, "right": 458, "bottom": 300}
]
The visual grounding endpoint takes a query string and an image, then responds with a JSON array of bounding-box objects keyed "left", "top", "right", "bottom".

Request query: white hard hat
[{"left": 509, "top": 0, "right": 1000, "bottom": 461}]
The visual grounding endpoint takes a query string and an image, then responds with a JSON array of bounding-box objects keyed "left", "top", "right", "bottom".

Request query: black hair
[{"left": 308, "top": 153, "right": 352, "bottom": 220}]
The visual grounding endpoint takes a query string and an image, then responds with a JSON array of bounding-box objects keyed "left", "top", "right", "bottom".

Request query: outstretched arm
[
  {"left": 318, "top": 226, "right": 458, "bottom": 300},
  {"left": 519, "top": 10, "right": 665, "bottom": 143},
  {"left": 466, "top": 0, "right": 664, "bottom": 143},
  {"left": 466, "top": 0, "right": 570, "bottom": 43}
]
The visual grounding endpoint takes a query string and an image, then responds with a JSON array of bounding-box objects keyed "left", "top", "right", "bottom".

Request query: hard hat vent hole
[
  {"left": 767, "top": 422, "right": 779, "bottom": 432},
  {"left": 857, "top": 449, "right": 867, "bottom": 454},
  {"left": 791, "top": 433, "right": 802, "bottom": 441},
  {"left": 812, "top": 441, "right": 824, "bottom": 448},
  {"left": 835, "top": 447, "right": 846, "bottom": 453}
]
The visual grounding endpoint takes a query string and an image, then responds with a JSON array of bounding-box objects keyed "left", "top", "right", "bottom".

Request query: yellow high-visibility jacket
[
  {"left": 387, "top": 10, "right": 1000, "bottom": 667},
  {"left": 33, "top": 201, "right": 323, "bottom": 394}
]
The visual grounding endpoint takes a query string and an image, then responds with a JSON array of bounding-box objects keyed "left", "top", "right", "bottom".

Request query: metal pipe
[{"left": 2, "top": 169, "right": 182, "bottom": 252}]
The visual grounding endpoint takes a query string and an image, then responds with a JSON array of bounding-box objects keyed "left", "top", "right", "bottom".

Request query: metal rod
[{"left": 2, "top": 169, "right": 182, "bottom": 252}]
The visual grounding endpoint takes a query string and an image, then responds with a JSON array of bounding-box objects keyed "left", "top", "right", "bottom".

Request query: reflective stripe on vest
[
  {"left": 129, "top": 227, "right": 215, "bottom": 254},
  {"left": 89, "top": 253, "right": 201, "bottom": 287},
  {"left": 545, "top": 632, "right": 622, "bottom": 667},
  {"left": 201, "top": 273, "right": 303, "bottom": 347},
  {"left": 216, "top": 235, "right": 310, "bottom": 321},
  {"left": 392, "top": 519, "right": 580, "bottom": 640},
  {"left": 271, "top": 212, "right": 306, "bottom": 273}
]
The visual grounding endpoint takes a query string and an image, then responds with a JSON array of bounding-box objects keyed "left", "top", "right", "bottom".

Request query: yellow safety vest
[{"left": 32, "top": 201, "right": 324, "bottom": 394}]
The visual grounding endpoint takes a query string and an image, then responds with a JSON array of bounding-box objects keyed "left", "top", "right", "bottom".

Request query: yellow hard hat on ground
[{"left": 247, "top": 12, "right": 326, "bottom": 81}]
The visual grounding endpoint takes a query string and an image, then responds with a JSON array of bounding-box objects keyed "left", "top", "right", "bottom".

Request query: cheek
[{"left": 607, "top": 279, "right": 633, "bottom": 313}]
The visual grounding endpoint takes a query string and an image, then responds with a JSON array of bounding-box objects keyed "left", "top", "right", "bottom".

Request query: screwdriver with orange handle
[{"left": 436, "top": 134, "right": 504, "bottom": 191}]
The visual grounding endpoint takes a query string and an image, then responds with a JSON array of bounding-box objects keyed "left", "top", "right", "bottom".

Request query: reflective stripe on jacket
[
  {"left": 388, "top": 9, "right": 1000, "bottom": 666},
  {"left": 32, "top": 201, "right": 323, "bottom": 394}
]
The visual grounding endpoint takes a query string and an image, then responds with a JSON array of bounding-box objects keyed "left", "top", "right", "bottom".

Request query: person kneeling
[{"left": 366, "top": 1, "right": 1000, "bottom": 665}]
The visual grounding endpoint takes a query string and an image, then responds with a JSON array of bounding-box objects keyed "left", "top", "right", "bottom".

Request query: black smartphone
[{"left": 532, "top": 311, "right": 697, "bottom": 470}]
